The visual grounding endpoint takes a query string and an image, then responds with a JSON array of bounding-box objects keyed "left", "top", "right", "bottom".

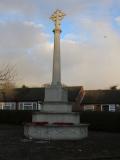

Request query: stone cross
[
  {"left": 50, "top": 10, "right": 65, "bottom": 30},
  {"left": 50, "top": 10, "right": 65, "bottom": 87}
]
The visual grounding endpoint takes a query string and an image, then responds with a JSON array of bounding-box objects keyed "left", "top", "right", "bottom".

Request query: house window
[
  {"left": 0, "top": 103, "right": 3, "bottom": 110},
  {"left": 102, "top": 105, "right": 109, "bottom": 112},
  {"left": 33, "top": 103, "right": 38, "bottom": 110},
  {"left": 18, "top": 102, "right": 37, "bottom": 110},
  {"left": 109, "top": 104, "right": 115, "bottom": 112},
  {"left": 116, "top": 104, "right": 120, "bottom": 111},
  {"left": 19, "top": 103, "right": 24, "bottom": 110},
  {"left": 38, "top": 103, "right": 41, "bottom": 110},
  {"left": 84, "top": 105, "right": 94, "bottom": 111},
  {"left": 3, "top": 102, "right": 16, "bottom": 110}
]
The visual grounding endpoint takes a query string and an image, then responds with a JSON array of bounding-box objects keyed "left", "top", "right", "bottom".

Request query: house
[
  {"left": 0, "top": 87, "right": 45, "bottom": 110},
  {"left": 0, "top": 86, "right": 81, "bottom": 110},
  {"left": 80, "top": 90, "right": 120, "bottom": 112},
  {"left": 0, "top": 87, "right": 120, "bottom": 111}
]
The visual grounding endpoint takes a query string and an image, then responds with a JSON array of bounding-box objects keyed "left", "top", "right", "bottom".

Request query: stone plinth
[
  {"left": 41, "top": 102, "right": 72, "bottom": 112},
  {"left": 24, "top": 99, "right": 88, "bottom": 140},
  {"left": 44, "top": 86, "right": 68, "bottom": 102},
  {"left": 24, "top": 123, "right": 88, "bottom": 140},
  {"left": 32, "top": 112, "right": 80, "bottom": 124}
]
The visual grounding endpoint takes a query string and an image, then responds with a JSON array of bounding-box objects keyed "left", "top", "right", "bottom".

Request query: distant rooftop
[{"left": 0, "top": 87, "right": 120, "bottom": 104}]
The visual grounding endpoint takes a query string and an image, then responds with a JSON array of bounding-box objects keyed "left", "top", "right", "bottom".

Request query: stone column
[
  {"left": 52, "top": 28, "right": 61, "bottom": 86},
  {"left": 44, "top": 10, "right": 67, "bottom": 102},
  {"left": 50, "top": 10, "right": 65, "bottom": 87}
]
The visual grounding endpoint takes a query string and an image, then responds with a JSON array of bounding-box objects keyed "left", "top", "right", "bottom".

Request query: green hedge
[
  {"left": 0, "top": 111, "right": 120, "bottom": 132},
  {"left": 0, "top": 110, "right": 32, "bottom": 124},
  {"left": 80, "top": 111, "right": 120, "bottom": 132}
]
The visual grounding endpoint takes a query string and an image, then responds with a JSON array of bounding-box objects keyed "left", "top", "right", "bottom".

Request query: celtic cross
[{"left": 50, "top": 10, "right": 65, "bottom": 30}]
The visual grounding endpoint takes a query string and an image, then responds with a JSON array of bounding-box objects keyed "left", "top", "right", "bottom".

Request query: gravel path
[{"left": 0, "top": 125, "right": 120, "bottom": 160}]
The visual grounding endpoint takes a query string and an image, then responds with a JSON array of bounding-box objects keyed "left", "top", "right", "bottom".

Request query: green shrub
[
  {"left": 0, "top": 110, "right": 32, "bottom": 125},
  {"left": 80, "top": 111, "right": 120, "bottom": 132},
  {"left": 0, "top": 111, "right": 120, "bottom": 132}
]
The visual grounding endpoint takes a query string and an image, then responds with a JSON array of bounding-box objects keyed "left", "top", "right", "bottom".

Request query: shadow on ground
[{"left": 0, "top": 125, "right": 120, "bottom": 160}]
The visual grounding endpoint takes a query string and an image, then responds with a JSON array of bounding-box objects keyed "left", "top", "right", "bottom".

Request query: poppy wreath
[
  {"left": 52, "top": 122, "right": 74, "bottom": 125},
  {"left": 32, "top": 122, "right": 48, "bottom": 125}
]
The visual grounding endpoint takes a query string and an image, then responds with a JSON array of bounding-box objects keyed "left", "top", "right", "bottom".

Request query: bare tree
[
  {"left": 41, "top": 83, "right": 51, "bottom": 88},
  {"left": 110, "top": 85, "right": 118, "bottom": 90},
  {"left": 0, "top": 65, "right": 15, "bottom": 84},
  {"left": 0, "top": 65, "right": 16, "bottom": 97}
]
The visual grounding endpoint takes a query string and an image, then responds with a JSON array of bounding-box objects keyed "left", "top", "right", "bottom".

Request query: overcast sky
[{"left": 0, "top": 0, "right": 120, "bottom": 89}]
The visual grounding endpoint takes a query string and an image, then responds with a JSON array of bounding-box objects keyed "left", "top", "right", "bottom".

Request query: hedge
[
  {"left": 0, "top": 111, "right": 120, "bottom": 132},
  {"left": 80, "top": 111, "right": 120, "bottom": 132},
  {"left": 0, "top": 110, "right": 32, "bottom": 124}
]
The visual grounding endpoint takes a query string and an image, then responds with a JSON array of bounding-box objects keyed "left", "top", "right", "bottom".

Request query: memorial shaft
[
  {"left": 51, "top": 10, "right": 65, "bottom": 86},
  {"left": 52, "top": 28, "right": 61, "bottom": 86}
]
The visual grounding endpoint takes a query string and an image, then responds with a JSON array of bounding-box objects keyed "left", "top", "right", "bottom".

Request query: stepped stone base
[
  {"left": 41, "top": 103, "right": 72, "bottom": 112},
  {"left": 24, "top": 86, "right": 89, "bottom": 140},
  {"left": 24, "top": 124, "right": 88, "bottom": 140},
  {"left": 32, "top": 112, "right": 80, "bottom": 124}
]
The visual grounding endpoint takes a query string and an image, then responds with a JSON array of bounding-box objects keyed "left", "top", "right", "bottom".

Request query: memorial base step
[{"left": 24, "top": 123, "right": 88, "bottom": 140}]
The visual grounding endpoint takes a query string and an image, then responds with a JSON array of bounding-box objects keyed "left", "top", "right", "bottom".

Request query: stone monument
[
  {"left": 24, "top": 10, "right": 88, "bottom": 140},
  {"left": 45, "top": 10, "right": 67, "bottom": 104}
]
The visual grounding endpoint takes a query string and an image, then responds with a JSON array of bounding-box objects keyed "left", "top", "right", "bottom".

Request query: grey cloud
[
  {"left": 0, "top": 18, "right": 120, "bottom": 89},
  {"left": 0, "top": 0, "right": 119, "bottom": 89},
  {"left": 0, "top": 0, "right": 36, "bottom": 15},
  {"left": 61, "top": 20, "right": 120, "bottom": 89},
  {"left": 0, "top": 0, "right": 113, "bottom": 19},
  {"left": 115, "top": 16, "right": 120, "bottom": 25},
  {"left": 0, "top": 20, "right": 52, "bottom": 86},
  {"left": 0, "top": 21, "right": 47, "bottom": 49}
]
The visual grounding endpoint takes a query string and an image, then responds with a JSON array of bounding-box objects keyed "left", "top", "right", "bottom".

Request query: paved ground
[{"left": 0, "top": 125, "right": 120, "bottom": 160}]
